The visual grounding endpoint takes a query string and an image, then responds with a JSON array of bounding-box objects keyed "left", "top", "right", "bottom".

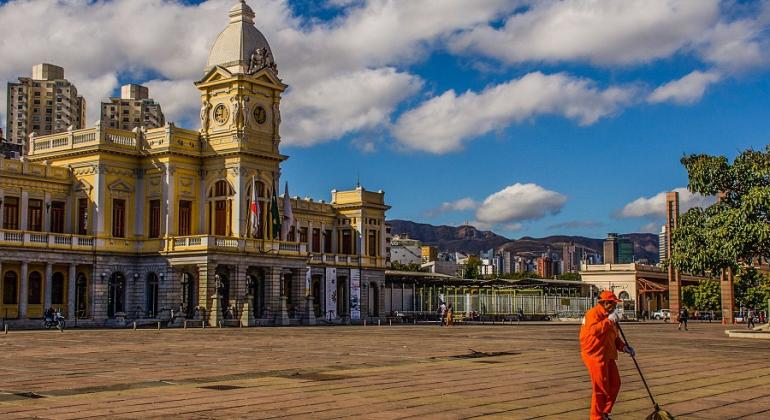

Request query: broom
[{"left": 616, "top": 323, "right": 675, "bottom": 420}]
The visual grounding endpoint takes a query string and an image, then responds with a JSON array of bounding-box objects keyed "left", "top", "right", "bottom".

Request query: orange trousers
[{"left": 584, "top": 358, "right": 621, "bottom": 420}]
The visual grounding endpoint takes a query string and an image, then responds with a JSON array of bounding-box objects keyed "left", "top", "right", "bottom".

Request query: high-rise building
[
  {"left": 5, "top": 63, "right": 86, "bottom": 153},
  {"left": 658, "top": 225, "right": 668, "bottom": 263},
  {"left": 603, "top": 233, "right": 617, "bottom": 264},
  {"left": 100, "top": 84, "right": 165, "bottom": 131},
  {"left": 603, "top": 233, "right": 633, "bottom": 264},
  {"left": 537, "top": 256, "right": 553, "bottom": 278}
]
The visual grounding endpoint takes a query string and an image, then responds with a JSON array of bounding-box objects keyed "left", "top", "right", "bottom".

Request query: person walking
[
  {"left": 678, "top": 307, "right": 689, "bottom": 331},
  {"left": 747, "top": 308, "right": 755, "bottom": 329},
  {"left": 580, "top": 290, "right": 635, "bottom": 420},
  {"left": 446, "top": 304, "right": 454, "bottom": 327},
  {"left": 439, "top": 301, "right": 447, "bottom": 326}
]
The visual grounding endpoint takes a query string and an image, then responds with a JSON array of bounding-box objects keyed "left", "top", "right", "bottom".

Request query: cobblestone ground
[{"left": 0, "top": 322, "right": 768, "bottom": 419}]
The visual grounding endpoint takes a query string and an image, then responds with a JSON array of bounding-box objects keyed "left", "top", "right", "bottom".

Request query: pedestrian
[
  {"left": 439, "top": 301, "right": 447, "bottom": 326},
  {"left": 446, "top": 304, "right": 454, "bottom": 327},
  {"left": 678, "top": 307, "right": 689, "bottom": 331},
  {"left": 760, "top": 311, "right": 766, "bottom": 324},
  {"left": 747, "top": 308, "right": 755, "bottom": 329},
  {"left": 709, "top": 310, "right": 714, "bottom": 323},
  {"left": 580, "top": 290, "right": 635, "bottom": 420}
]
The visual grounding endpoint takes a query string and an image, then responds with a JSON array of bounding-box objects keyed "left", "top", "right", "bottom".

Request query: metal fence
[{"left": 403, "top": 288, "right": 595, "bottom": 319}]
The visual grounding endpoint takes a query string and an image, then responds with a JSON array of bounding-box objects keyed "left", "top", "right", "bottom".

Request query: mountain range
[{"left": 387, "top": 219, "right": 660, "bottom": 263}]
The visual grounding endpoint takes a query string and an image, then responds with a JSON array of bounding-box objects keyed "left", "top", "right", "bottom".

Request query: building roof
[{"left": 206, "top": 0, "right": 273, "bottom": 74}]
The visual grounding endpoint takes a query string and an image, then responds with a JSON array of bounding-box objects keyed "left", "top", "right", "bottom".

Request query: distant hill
[{"left": 387, "top": 220, "right": 660, "bottom": 263}]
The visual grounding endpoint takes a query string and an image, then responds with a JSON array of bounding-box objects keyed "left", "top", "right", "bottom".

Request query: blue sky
[{"left": 1, "top": 0, "right": 769, "bottom": 239}]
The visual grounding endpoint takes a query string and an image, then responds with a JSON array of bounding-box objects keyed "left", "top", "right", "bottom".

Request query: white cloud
[
  {"left": 392, "top": 72, "right": 635, "bottom": 153},
  {"left": 648, "top": 71, "right": 721, "bottom": 105},
  {"left": 143, "top": 79, "right": 204, "bottom": 127},
  {"left": 475, "top": 183, "right": 567, "bottom": 224},
  {"left": 618, "top": 187, "right": 715, "bottom": 218},
  {"left": 502, "top": 223, "right": 524, "bottom": 232},
  {"left": 0, "top": 0, "right": 512, "bottom": 145},
  {"left": 425, "top": 197, "right": 479, "bottom": 217},
  {"left": 697, "top": 11, "right": 770, "bottom": 73},
  {"left": 280, "top": 68, "right": 423, "bottom": 146},
  {"left": 448, "top": 0, "right": 720, "bottom": 66},
  {"left": 639, "top": 221, "right": 663, "bottom": 234}
]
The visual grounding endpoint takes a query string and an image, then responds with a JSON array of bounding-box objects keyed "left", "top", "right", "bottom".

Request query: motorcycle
[{"left": 43, "top": 310, "right": 65, "bottom": 331}]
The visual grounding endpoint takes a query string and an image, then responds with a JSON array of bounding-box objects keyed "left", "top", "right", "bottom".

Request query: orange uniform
[{"left": 580, "top": 302, "right": 626, "bottom": 420}]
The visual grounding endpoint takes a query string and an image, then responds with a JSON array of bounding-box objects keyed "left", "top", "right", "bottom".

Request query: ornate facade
[{"left": 0, "top": 0, "right": 389, "bottom": 327}]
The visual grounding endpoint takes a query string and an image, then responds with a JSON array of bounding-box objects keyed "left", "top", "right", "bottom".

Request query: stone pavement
[{"left": 0, "top": 322, "right": 768, "bottom": 419}]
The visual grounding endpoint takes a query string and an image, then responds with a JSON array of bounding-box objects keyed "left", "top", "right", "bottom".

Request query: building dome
[{"left": 205, "top": 0, "right": 275, "bottom": 75}]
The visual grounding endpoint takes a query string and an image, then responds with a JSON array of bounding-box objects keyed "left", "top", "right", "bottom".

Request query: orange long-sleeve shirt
[{"left": 580, "top": 304, "right": 625, "bottom": 362}]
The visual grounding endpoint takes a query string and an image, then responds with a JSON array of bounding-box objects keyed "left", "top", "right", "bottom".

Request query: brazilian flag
[{"left": 270, "top": 189, "right": 281, "bottom": 240}]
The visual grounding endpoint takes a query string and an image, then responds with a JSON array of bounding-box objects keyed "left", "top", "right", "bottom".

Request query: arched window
[
  {"left": 180, "top": 272, "right": 196, "bottom": 318},
  {"left": 3, "top": 272, "right": 18, "bottom": 304},
  {"left": 619, "top": 291, "right": 630, "bottom": 301},
  {"left": 211, "top": 180, "right": 233, "bottom": 197},
  {"left": 146, "top": 273, "right": 159, "bottom": 318},
  {"left": 28, "top": 271, "right": 42, "bottom": 305},
  {"left": 75, "top": 273, "right": 88, "bottom": 318},
  {"left": 209, "top": 180, "right": 234, "bottom": 236},
  {"left": 367, "top": 282, "right": 379, "bottom": 317},
  {"left": 51, "top": 272, "right": 65, "bottom": 306},
  {"left": 107, "top": 273, "right": 126, "bottom": 318}
]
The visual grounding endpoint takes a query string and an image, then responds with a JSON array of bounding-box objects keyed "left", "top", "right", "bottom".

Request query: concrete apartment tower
[
  {"left": 5, "top": 63, "right": 87, "bottom": 154},
  {"left": 100, "top": 84, "right": 165, "bottom": 131}
]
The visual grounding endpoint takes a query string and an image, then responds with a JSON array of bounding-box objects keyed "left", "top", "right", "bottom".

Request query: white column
[
  {"left": 0, "top": 188, "right": 4, "bottom": 228},
  {"left": 198, "top": 170, "right": 207, "bottom": 235},
  {"left": 231, "top": 167, "right": 244, "bottom": 237},
  {"left": 134, "top": 168, "right": 145, "bottom": 237},
  {"left": 44, "top": 262, "right": 53, "bottom": 310},
  {"left": 19, "top": 262, "right": 28, "bottom": 318},
  {"left": 20, "top": 191, "right": 29, "bottom": 230},
  {"left": 68, "top": 263, "right": 76, "bottom": 320},
  {"left": 65, "top": 188, "right": 74, "bottom": 233},
  {"left": 44, "top": 192, "right": 51, "bottom": 232},
  {"left": 94, "top": 164, "right": 106, "bottom": 236}
]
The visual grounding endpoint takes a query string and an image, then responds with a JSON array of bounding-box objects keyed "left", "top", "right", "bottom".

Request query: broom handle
[{"left": 616, "top": 323, "right": 659, "bottom": 408}]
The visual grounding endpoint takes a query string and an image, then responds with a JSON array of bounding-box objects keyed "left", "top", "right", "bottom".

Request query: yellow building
[{"left": 0, "top": 0, "right": 389, "bottom": 327}]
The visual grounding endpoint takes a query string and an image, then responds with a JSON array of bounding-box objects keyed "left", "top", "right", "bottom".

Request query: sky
[{"left": 1, "top": 0, "right": 769, "bottom": 239}]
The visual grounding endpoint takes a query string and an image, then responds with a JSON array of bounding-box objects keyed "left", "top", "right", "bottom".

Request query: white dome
[{"left": 206, "top": 1, "right": 274, "bottom": 74}]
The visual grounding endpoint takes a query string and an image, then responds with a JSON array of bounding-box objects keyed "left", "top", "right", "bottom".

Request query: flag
[
  {"left": 249, "top": 176, "right": 260, "bottom": 237},
  {"left": 281, "top": 181, "right": 294, "bottom": 241},
  {"left": 270, "top": 185, "right": 281, "bottom": 240}
]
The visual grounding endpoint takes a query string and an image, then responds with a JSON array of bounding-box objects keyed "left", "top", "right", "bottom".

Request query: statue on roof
[{"left": 247, "top": 47, "right": 278, "bottom": 75}]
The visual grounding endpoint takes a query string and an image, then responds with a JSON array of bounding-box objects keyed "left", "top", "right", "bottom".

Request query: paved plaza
[{"left": 0, "top": 322, "right": 768, "bottom": 419}]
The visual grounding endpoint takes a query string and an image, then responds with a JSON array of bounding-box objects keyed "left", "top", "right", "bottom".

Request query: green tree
[
  {"left": 463, "top": 256, "right": 482, "bottom": 279},
  {"left": 693, "top": 278, "right": 721, "bottom": 311},
  {"left": 670, "top": 146, "right": 770, "bottom": 277},
  {"left": 734, "top": 267, "right": 770, "bottom": 312},
  {"left": 682, "top": 285, "right": 696, "bottom": 309},
  {"left": 556, "top": 272, "right": 581, "bottom": 281},
  {"left": 390, "top": 261, "right": 422, "bottom": 272},
  {"left": 499, "top": 272, "right": 541, "bottom": 280}
]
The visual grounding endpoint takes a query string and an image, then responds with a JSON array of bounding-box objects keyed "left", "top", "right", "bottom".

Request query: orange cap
[{"left": 598, "top": 290, "right": 622, "bottom": 302}]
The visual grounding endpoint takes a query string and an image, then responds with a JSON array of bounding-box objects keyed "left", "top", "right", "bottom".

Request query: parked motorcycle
[{"left": 43, "top": 310, "right": 65, "bottom": 331}]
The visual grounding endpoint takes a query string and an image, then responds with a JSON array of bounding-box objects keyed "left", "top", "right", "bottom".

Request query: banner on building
[
  {"left": 350, "top": 268, "right": 361, "bottom": 320},
  {"left": 325, "top": 267, "right": 337, "bottom": 318}
]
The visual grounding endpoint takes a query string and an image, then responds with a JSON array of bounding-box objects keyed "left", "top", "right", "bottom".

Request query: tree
[
  {"left": 670, "top": 146, "right": 770, "bottom": 276},
  {"left": 463, "top": 256, "right": 481, "bottom": 279},
  {"left": 682, "top": 285, "right": 696, "bottom": 309},
  {"left": 556, "top": 272, "right": 581, "bottom": 281},
  {"left": 693, "top": 278, "right": 721, "bottom": 311},
  {"left": 734, "top": 267, "right": 770, "bottom": 312},
  {"left": 390, "top": 261, "right": 422, "bottom": 272}
]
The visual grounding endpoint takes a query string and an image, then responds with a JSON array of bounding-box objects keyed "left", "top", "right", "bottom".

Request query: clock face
[
  {"left": 213, "top": 104, "right": 229, "bottom": 125},
  {"left": 253, "top": 105, "right": 267, "bottom": 125}
]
